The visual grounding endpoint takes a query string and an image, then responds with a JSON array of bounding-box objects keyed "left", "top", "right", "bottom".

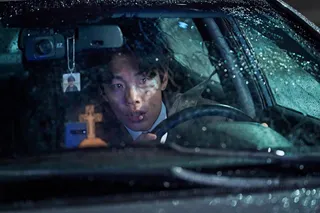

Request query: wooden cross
[
  {"left": 78, "top": 104, "right": 107, "bottom": 148},
  {"left": 79, "top": 105, "right": 102, "bottom": 139}
]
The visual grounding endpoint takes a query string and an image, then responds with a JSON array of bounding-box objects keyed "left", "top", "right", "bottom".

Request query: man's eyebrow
[
  {"left": 135, "top": 70, "right": 147, "bottom": 76},
  {"left": 135, "top": 69, "right": 157, "bottom": 78},
  {"left": 108, "top": 75, "right": 124, "bottom": 82}
]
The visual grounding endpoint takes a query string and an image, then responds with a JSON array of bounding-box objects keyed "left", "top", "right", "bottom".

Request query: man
[
  {"left": 99, "top": 51, "right": 169, "bottom": 143},
  {"left": 65, "top": 75, "right": 79, "bottom": 92},
  {"left": 96, "top": 50, "right": 230, "bottom": 145}
]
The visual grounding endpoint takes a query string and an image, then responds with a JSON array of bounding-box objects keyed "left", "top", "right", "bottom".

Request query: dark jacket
[{"left": 65, "top": 85, "right": 79, "bottom": 92}]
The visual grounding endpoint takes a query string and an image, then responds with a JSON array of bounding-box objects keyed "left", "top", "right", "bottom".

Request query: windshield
[
  {"left": 236, "top": 12, "right": 320, "bottom": 119},
  {"left": 0, "top": 4, "right": 320, "bottom": 159}
]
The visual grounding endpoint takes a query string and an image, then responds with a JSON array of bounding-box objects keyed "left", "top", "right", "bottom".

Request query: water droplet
[
  {"left": 245, "top": 81, "right": 249, "bottom": 84},
  {"left": 275, "top": 150, "right": 285, "bottom": 156},
  {"left": 209, "top": 198, "right": 220, "bottom": 205},
  {"left": 244, "top": 195, "right": 253, "bottom": 204},
  {"left": 158, "top": 208, "right": 165, "bottom": 213},
  {"left": 303, "top": 198, "right": 309, "bottom": 206},
  {"left": 202, "top": 126, "right": 207, "bottom": 131},
  {"left": 163, "top": 182, "right": 170, "bottom": 188},
  {"left": 237, "top": 194, "right": 243, "bottom": 200},
  {"left": 172, "top": 200, "right": 179, "bottom": 206}
]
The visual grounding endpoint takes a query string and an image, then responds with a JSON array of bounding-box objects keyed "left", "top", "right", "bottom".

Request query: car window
[
  {"left": 0, "top": 27, "right": 22, "bottom": 78},
  {"left": 236, "top": 14, "right": 320, "bottom": 118},
  {"left": 0, "top": 8, "right": 319, "bottom": 158},
  {"left": 159, "top": 18, "right": 221, "bottom": 84},
  {"left": 0, "top": 16, "right": 237, "bottom": 155}
]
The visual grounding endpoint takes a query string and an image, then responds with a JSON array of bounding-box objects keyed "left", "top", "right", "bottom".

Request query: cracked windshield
[{"left": 0, "top": 6, "right": 319, "bottom": 158}]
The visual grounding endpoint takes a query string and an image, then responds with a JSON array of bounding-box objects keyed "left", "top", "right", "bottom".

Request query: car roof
[
  {"left": 0, "top": 0, "right": 270, "bottom": 7},
  {"left": 0, "top": 0, "right": 273, "bottom": 27},
  {"left": 0, "top": 0, "right": 318, "bottom": 35}
]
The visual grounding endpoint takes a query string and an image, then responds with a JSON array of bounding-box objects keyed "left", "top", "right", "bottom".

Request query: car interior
[
  {"left": 0, "top": 5, "right": 320, "bottom": 213},
  {"left": 0, "top": 10, "right": 319, "bottom": 158},
  {"left": 0, "top": 15, "right": 256, "bottom": 155}
]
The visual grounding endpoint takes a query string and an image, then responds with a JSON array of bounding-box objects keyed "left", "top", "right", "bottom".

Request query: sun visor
[{"left": 76, "top": 25, "right": 124, "bottom": 51}]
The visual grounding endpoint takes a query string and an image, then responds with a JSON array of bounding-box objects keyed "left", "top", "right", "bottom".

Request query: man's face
[
  {"left": 102, "top": 54, "right": 168, "bottom": 131},
  {"left": 68, "top": 81, "right": 74, "bottom": 86}
]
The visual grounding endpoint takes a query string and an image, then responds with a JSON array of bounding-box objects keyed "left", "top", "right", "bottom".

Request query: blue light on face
[{"left": 178, "top": 22, "right": 188, "bottom": 29}]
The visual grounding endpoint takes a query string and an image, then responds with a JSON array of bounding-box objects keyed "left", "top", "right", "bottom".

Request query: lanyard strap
[{"left": 66, "top": 35, "right": 75, "bottom": 73}]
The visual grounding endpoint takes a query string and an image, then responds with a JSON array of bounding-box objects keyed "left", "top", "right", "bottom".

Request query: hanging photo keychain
[{"left": 62, "top": 35, "right": 81, "bottom": 93}]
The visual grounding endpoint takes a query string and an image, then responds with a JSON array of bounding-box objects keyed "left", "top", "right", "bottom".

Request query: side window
[
  {"left": 158, "top": 18, "right": 222, "bottom": 87},
  {"left": 0, "top": 28, "right": 23, "bottom": 77},
  {"left": 237, "top": 14, "right": 320, "bottom": 118}
]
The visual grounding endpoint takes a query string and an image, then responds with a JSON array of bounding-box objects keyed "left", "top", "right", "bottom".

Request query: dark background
[{"left": 286, "top": 0, "right": 320, "bottom": 26}]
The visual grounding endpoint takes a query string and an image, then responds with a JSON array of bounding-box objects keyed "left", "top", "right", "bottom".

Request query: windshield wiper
[
  {"left": 162, "top": 142, "right": 320, "bottom": 164},
  {"left": 171, "top": 166, "right": 320, "bottom": 189},
  {"left": 163, "top": 143, "right": 320, "bottom": 189}
]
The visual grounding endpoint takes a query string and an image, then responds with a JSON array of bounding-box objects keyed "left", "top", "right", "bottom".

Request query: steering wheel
[{"left": 151, "top": 104, "right": 254, "bottom": 140}]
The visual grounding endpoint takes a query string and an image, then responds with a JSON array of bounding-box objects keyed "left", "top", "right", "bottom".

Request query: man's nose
[{"left": 125, "top": 86, "right": 142, "bottom": 106}]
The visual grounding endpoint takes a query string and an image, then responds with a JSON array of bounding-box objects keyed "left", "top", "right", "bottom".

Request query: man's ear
[{"left": 160, "top": 71, "right": 168, "bottom": 91}]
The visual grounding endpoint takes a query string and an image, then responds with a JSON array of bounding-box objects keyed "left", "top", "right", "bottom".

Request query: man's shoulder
[{"left": 164, "top": 91, "right": 218, "bottom": 116}]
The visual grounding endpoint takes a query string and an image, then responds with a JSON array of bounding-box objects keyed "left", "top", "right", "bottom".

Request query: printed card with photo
[{"left": 62, "top": 73, "right": 81, "bottom": 93}]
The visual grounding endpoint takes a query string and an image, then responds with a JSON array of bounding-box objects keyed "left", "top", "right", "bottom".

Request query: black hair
[
  {"left": 98, "top": 48, "right": 170, "bottom": 85},
  {"left": 97, "top": 18, "right": 172, "bottom": 90},
  {"left": 67, "top": 75, "right": 76, "bottom": 82}
]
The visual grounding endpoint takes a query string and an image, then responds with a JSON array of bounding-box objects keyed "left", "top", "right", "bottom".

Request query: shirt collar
[{"left": 125, "top": 102, "right": 167, "bottom": 140}]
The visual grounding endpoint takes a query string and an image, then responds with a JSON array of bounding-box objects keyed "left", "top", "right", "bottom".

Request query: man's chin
[{"left": 125, "top": 121, "right": 152, "bottom": 132}]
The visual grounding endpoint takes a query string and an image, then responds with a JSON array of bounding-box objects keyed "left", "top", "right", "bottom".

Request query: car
[{"left": 0, "top": 0, "right": 319, "bottom": 212}]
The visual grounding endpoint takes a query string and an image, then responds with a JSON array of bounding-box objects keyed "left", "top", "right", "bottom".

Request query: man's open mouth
[{"left": 127, "top": 111, "right": 147, "bottom": 122}]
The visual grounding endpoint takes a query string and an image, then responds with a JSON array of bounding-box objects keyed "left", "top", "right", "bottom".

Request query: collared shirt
[{"left": 125, "top": 102, "right": 168, "bottom": 143}]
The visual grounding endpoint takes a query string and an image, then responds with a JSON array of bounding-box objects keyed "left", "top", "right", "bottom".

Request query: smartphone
[{"left": 65, "top": 122, "right": 87, "bottom": 148}]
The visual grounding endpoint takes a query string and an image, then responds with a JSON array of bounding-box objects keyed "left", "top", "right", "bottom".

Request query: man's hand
[{"left": 134, "top": 133, "right": 157, "bottom": 142}]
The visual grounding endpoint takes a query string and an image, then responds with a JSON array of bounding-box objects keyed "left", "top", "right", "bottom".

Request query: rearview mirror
[{"left": 76, "top": 25, "right": 123, "bottom": 51}]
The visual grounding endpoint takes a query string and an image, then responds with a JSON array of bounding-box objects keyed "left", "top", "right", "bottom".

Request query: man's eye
[
  {"left": 110, "top": 84, "right": 123, "bottom": 90},
  {"left": 140, "top": 77, "right": 148, "bottom": 84}
]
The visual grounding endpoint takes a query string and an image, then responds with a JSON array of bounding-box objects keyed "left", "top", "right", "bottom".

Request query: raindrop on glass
[{"left": 163, "top": 182, "right": 170, "bottom": 188}]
